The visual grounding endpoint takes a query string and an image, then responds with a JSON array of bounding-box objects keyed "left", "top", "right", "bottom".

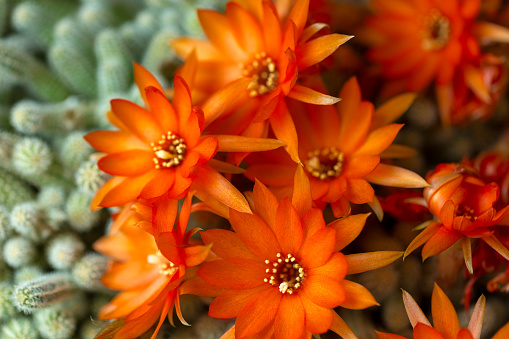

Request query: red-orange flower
[
  {"left": 245, "top": 77, "right": 428, "bottom": 218},
  {"left": 94, "top": 194, "right": 210, "bottom": 339},
  {"left": 367, "top": 0, "right": 509, "bottom": 124},
  {"left": 405, "top": 162, "right": 509, "bottom": 273},
  {"left": 185, "top": 167, "right": 403, "bottom": 339},
  {"left": 172, "top": 0, "right": 351, "bottom": 162},
  {"left": 375, "top": 284, "right": 486, "bottom": 339},
  {"left": 85, "top": 63, "right": 284, "bottom": 213}
]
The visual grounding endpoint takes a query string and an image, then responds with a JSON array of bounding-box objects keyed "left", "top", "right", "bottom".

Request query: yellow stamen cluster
[
  {"left": 422, "top": 10, "right": 451, "bottom": 51},
  {"left": 243, "top": 52, "right": 279, "bottom": 97},
  {"left": 459, "top": 205, "right": 478, "bottom": 221},
  {"left": 147, "top": 251, "right": 178, "bottom": 277},
  {"left": 305, "top": 147, "right": 344, "bottom": 180},
  {"left": 151, "top": 131, "right": 187, "bottom": 169},
  {"left": 263, "top": 253, "right": 305, "bottom": 295}
]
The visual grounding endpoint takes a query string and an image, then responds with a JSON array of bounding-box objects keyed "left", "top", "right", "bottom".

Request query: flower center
[
  {"left": 151, "top": 131, "right": 187, "bottom": 169},
  {"left": 242, "top": 52, "right": 279, "bottom": 97},
  {"left": 305, "top": 147, "right": 344, "bottom": 180},
  {"left": 264, "top": 253, "right": 305, "bottom": 295},
  {"left": 147, "top": 251, "right": 178, "bottom": 276},
  {"left": 458, "top": 205, "right": 478, "bottom": 221},
  {"left": 422, "top": 10, "right": 451, "bottom": 50}
]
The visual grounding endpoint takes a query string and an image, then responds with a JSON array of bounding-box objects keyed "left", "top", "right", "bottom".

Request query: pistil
[{"left": 151, "top": 131, "right": 187, "bottom": 169}]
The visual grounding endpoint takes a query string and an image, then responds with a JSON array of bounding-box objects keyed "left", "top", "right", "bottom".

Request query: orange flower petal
[
  {"left": 199, "top": 258, "right": 266, "bottom": 290},
  {"left": 329, "top": 213, "right": 369, "bottom": 252},
  {"left": 492, "top": 322, "right": 509, "bottom": 339},
  {"left": 422, "top": 227, "right": 462, "bottom": 261},
  {"left": 402, "top": 289, "right": 430, "bottom": 327},
  {"left": 375, "top": 331, "right": 407, "bottom": 339},
  {"left": 371, "top": 93, "right": 416, "bottom": 130},
  {"left": 193, "top": 164, "right": 251, "bottom": 214},
  {"left": 292, "top": 165, "right": 312, "bottom": 218},
  {"left": 339, "top": 279, "right": 379, "bottom": 310},
  {"left": 467, "top": 294, "right": 485, "bottom": 339},
  {"left": 431, "top": 284, "right": 461, "bottom": 339},
  {"left": 344, "top": 178, "right": 375, "bottom": 204},
  {"left": 483, "top": 235, "right": 509, "bottom": 261},
  {"left": 298, "top": 227, "right": 335, "bottom": 269},
  {"left": 84, "top": 130, "right": 148, "bottom": 153},
  {"left": 300, "top": 294, "right": 333, "bottom": 334},
  {"left": 171, "top": 37, "right": 222, "bottom": 61},
  {"left": 461, "top": 237, "right": 473, "bottom": 275},
  {"left": 180, "top": 276, "right": 225, "bottom": 298},
  {"left": 100, "top": 171, "right": 158, "bottom": 207},
  {"left": 456, "top": 329, "right": 474, "bottom": 339},
  {"left": 98, "top": 150, "right": 154, "bottom": 176},
  {"left": 152, "top": 195, "right": 179, "bottom": 235},
  {"left": 365, "top": 163, "right": 429, "bottom": 188},
  {"left": 342, "top": 155, "right": 380, "bottom": 179},
  {"left": 269, "top": 99, "right": 300, "bottom": 163},
  {"left": 139, "top": 170, "right": 176, "bottom": 203},
  {"left": 145, "top": 86, "right": 178, "bottom": 133},
  {"left": 235, "top": 287, "right": 282, "bottom": 338},
  {"left": 413, "top": 323, "right": 445, "bottom": 339},
  {"left": 285, "top": 0, "right": 309, "bottom": 37},
  {"left": 201, "top": 229, "right": 260, "bottom": 262},
  {"left": 214, "top": 135, "right": 285, "bottom": 152},
  {"left": 229, "top": 209, "right": 281, "bottom": 260},
  {"left": 299, "top": 22, "right": 328, "bottom": 44},
  {"left": 275, "top": 197, "right": 304, "bottom": 255},
  {"left": 287, "top": 84, "right": 341, "bottom": 106},
  {"left": 405, "top": 221, "right": 441, "bottom": 258},
  {"left": 345, "top": 251, "right": 403, "bottom": 275},
  {"left": 91, "top": 176, "right": 123, "bottom": 210},
  {"left": 197, "top": 9, "right": 246, "bottom": 62},
  {"left": 209, "top": 284, "right": 270, "bottom": 319},
  {"left": 356, "top": 124, "right": 404, "bottom": 156},
  {"left": 133, "top": 62, "right": 165, "bottom": 108},
  {"left": 301, "top": 208, "right": 326, "bottom": 242},
  {"left": 253, "top": 179, "right": 279, "bottom": 232},
  {"left": 330, "top": 311, "right": 358, "bottom": 339},
  {"left": 110, "top": 99, "right": 162, "bottom": 143},
  {"left": 245, "top": 163, "right": 296, "bottom": 186},
  {"left": 309, "top": 252, "right": 348, "bottom": 281},
  {"left": 296, "top": 34, "right": 353, "bottom": 71},
  {"left": 261, "top": 0, "right": 282, "bottom": 58},
  {"left": 183, "top": 244, "right": 212, "bottom": 267},
  {"left": 226, "top": 2, "right": 263, "bottom": 55},
  {"left": 302, "top": 274, "right": 345, "bottom": 308},
  {"left": 274, "top": 295, "right": 305, "bottom": 339}
]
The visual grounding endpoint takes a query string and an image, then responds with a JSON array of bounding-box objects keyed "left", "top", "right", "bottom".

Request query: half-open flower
[
  {"left": 375, "top": 284, "right": 486, "bottom": 339},
  {"left": 405, "top": 162, "right": 509, "bottom": 274},
  {"left": 94, "top": 194, "right": 211, "bottom": 339}
]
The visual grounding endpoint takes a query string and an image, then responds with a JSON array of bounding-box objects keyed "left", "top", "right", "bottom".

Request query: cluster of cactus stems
[{"left": 0, "top": 0, "right": 225, "bottom": 338}]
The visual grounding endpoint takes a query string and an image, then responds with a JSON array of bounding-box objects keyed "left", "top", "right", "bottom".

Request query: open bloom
[
  {"left": 172, "top": 0, "right": 351, "bottom": 161},
  {"left": 94, "top": 194, "right": 210, "bottom": 339},
  {"left": 245, "top": 77, "right": 428, "bottom": 218},
  {"left": 85, "top": 63, "right": 283, "bottom": 212},
  {"left": 405, "top": 162, "right": 509, "bottom": 273},
  {"left": 376, "top": 284, "right": 486, "bottom": 339},
  {"left": 367, "top": 0, "right": 509, "bottom": 124},
  {"left": 185, "top": 167, "right": 403, "bottom": 339}
]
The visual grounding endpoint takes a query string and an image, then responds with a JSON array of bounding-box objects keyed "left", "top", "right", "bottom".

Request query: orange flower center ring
[
  {"left": 264, "top": 253, "right": 306, "bottom": 295},
  {"left": 305, "top": 147, "right": 344, "bottom": 180},
  {"left": 243, "top": 52, "right": 279, "bottom": 97},
  {"left": 151, "top": 131, "right": 187, "bottom": 169}
]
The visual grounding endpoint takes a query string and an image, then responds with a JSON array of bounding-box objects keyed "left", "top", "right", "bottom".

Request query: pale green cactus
[
  {"left": 34, "top": 306, "right": 77, "bottom": 339},
  {"left": 71, "top": 253, "right": 107, "bottom": 291},
  {"left": 2, "top": 236, "right": 37, "bottom": 268},
  {"left": 12, "top": 273, "right": 76, "bottom": 313},
  {"left": 45, "top": 233, "right": 85, "bottom": 270},
  {"left": 1, "top": 317, "right": 39, "bottom": 339},
  {"left": 10, "top": 202, "right": 53, "bottom": 242}
]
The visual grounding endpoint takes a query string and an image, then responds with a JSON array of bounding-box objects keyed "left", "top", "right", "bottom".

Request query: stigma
[
  {"left": 242, "top": 52, "right": 279, "bottom": 97},
  {"left": 151, "top": 131, "right": 187, "bottom": 169},
  {"left": 147, "top": 251, "right": 178, "bottom": 277}
]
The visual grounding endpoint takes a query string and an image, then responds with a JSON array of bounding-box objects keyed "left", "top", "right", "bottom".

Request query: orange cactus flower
[
  {"left": 185, "top": 167, "right": 403, "bottom": 339},
  {"left": 94, "top": 193, "right": 211, "bottom": 339},
  {"left": 245, "top": 77, "right": 428, "bottom": 218},
  {"left": 85, "top": 62, "right": 285, "bottom": 212},
  {"left": 367, "top": 0, "right": 509, "bottom": 124},
  {"left": 375, "top": 284, "right": 486, "bottom": 339},
  {"left": 172, "top": 0, "right": 351, "bottom": 161},
  {"left": 405, "top": 162, "right": 509, "bottom": 273}
]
